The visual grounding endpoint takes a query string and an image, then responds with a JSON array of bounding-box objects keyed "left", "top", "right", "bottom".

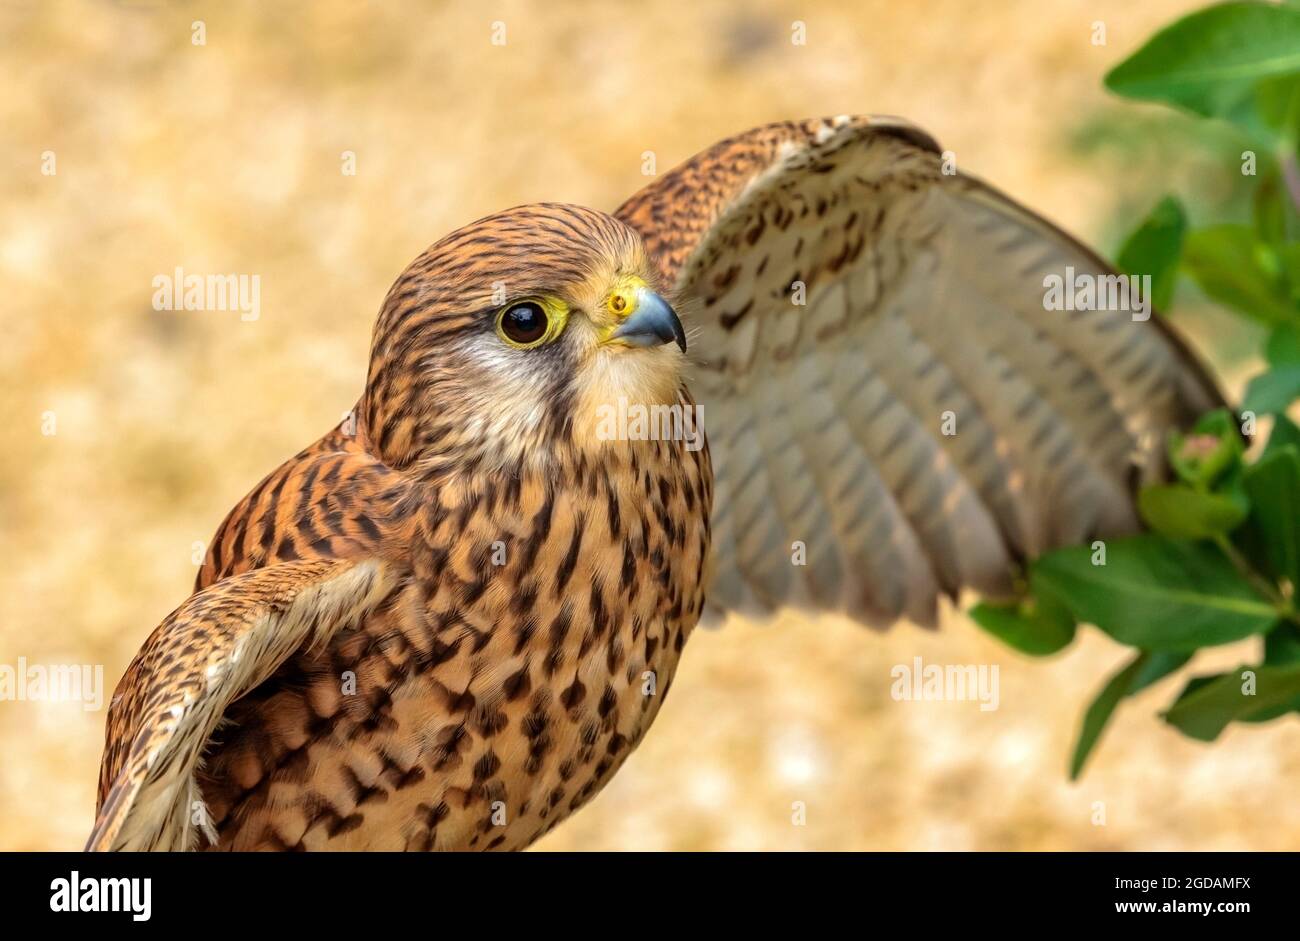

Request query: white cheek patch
[
  {"left": 433, "top": 316, "right": 685, "bottom": 466},
  {"left": 435, "top": 334, "right": 560, "bottom": 463}
]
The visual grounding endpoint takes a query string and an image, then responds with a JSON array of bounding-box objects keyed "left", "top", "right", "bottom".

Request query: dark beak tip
[
  {"left": 613, "top": 290, "right": 688, "bottom": 354},
  {"left": 657, "top": 293, "right": 687, "bottom": 353}
]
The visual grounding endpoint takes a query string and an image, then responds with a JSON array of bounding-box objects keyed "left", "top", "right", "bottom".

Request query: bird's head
[{"left": 361, "top": 203, "right": 689, "bottom": 475}]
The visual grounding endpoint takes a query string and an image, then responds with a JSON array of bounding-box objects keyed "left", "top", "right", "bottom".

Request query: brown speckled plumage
[{"left": 91, "top": 117, "right": 1222, "bottom": 851}]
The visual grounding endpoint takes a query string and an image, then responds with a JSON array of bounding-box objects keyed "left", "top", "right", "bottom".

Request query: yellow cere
[{"left": 605, "top": 275, "right": 648, "bottom": 320}]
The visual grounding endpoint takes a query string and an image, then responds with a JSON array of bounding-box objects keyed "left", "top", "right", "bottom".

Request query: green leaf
[
  {"left": 1070, "top": 653, "right": 1148, "bottom": 780},
  {"left": 1253, "top": 168, "right": 1293, "bottom": 244},
  {"left": 1242, "top": 695, "right": 1300, "bottom": 722},
  {"left": 1280, "top": 242, "right": 1300, "bottom": 305},
  {"left": 1224, "top": 72, "right": 1300, "bottom": 142},
  {"left": 1182, "top": 225, "right": 1296, "bottom": 324},
  {"left": 1242, "top": 364, "right": 1300, "bottom": 413},
  {"left": 1241, "top": 444, "right": 1300, "bottom": 586},
  {"left": 1104, "top": 1, "right": 1300, "bottom": 119},
  {"left": 1265, "top": 322, "right": 1300, "bottom": 364},
  {"left": 1167, "top": 408, "right": 1245, "bottom": 486},
  {"left": 1069, "top": 651, "right": 1189, "bottom": 779},
  {"left": 1116, "top": 196, "right": 1187, "bottom": 310},
  {"left": 1254, "top": 73, "right": 1300, "bottom": 142},
  {"left": 1131, "top": 650, "right": 1197, "bottom": 694},
  {"left": 1138, "top": 483, "right": 1249, "bottom": 539},
  {"left": 1265, "top": 621, "right": 1300, "bottom": 663},
  {"left": 1163, "top": 661, "right": 1300, "bottom": 739},
  {"left": 1265, "top": 412, "right": 1300, "bottom": 454},
  {"left": 1241, "top": 625, "right": 1300, "bottom": 720},
  {"left": 1032, "top": 535, "right": 1278, "bottom": 651},
  {"left": 969, "top": 593, "right": 1077, "bottom": 657}
]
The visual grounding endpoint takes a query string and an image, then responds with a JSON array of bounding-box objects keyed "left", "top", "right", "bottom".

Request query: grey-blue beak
[{"left": 610, "top": 289, "right": 687, "bottom": 353}]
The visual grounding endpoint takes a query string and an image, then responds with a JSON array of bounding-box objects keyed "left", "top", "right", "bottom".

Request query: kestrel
[{"left": 89, "top": 116, "right": 1221, "bottom": 851}]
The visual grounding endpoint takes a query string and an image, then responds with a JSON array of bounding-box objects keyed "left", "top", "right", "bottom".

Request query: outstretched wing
[
  {"left": 88, "top": 558, "right": 394, "bottom": 851},
  {"left": 617, "top": 116, "right": 1224, "bottom": 628}
]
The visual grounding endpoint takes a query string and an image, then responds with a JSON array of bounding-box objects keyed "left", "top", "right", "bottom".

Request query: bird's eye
[{"left": 498, "top": 301, "right": 550, "bottom": 347}]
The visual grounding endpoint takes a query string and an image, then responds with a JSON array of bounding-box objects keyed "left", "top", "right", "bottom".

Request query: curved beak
[{"left": 610, "top": 289, "right": 687, "bottom": 353}]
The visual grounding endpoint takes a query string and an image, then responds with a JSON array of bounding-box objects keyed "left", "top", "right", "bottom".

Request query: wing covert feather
[
  {"left": 617, "top": 116, "right": 1224, "bottom": 627},
  {"left": 89, "top": 558, "right": 393, "bottom": 851}
]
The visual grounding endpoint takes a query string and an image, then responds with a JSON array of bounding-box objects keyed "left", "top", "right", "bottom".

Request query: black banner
[{"left": 1, "top": 851, "right": 1285, "bottom": 926}]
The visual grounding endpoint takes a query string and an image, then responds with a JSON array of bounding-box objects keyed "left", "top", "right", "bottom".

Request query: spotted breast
[{"left": 191, "top": 409, "right": 710, "bottom": 850}]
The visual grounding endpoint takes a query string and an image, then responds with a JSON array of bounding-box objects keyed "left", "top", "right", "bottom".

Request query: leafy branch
[{"left": 971, "top": 0, "right": 1300, "bottom": 778}]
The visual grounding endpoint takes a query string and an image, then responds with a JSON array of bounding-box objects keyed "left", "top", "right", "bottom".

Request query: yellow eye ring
[
  {"left": 495, "top": 297, "right": 568, "bottom": 349},
  {"left": 609, "top": 293, "right": 628, "bottom": 315}
]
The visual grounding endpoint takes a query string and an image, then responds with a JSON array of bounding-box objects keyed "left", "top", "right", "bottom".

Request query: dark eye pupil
[{"left": 502, "top": 302, "right": 547, "bottom": 344}]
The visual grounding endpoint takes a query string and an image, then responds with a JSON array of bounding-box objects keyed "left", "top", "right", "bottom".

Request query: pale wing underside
[
  {"left": 618, "top": 116, "right": 1222, "bottom": 628},
  {"left": 89, "top": 558, "right": 391, "bottom": 851}
]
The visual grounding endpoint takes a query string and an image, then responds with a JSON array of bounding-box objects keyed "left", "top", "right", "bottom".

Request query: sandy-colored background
[{"left": 2, "top": 0, "right": 1295, "bottom": 851}]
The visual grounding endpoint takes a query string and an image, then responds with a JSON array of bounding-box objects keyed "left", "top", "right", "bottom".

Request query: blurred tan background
[{"left": 2, "top": 0, "right": 1296, "bottom": 851}]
